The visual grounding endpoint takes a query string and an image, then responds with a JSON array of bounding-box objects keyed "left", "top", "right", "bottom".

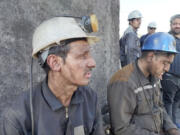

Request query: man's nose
[
  {"left": 164, "top": 64, "right": 170, "bottom": 72},
  {"left": 87, "top": 57, "right": 96, "bottom": 68}
]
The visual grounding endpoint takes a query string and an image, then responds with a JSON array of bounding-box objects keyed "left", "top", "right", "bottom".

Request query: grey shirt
[
  {"left": 107, "top": 61, "right": 177, "bottom": 135},
  {"left": 120, "top": 25, "right": 141, "bottom": 67},
  {"left": 2, "top": 78, "right": 105, "bottom": 135}
]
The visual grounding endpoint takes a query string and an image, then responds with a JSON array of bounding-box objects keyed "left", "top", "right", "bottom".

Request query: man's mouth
[
  {"left": 85, "top": 71, "right": 92, "bottom": 78},
  {"left": 158, "top": 73, "right": 164, "bottom": 80},
  {"left": 174, "top": 28, "right": 180, "bottom": 31},
  {"left": 84, "top": 69, "right": 91, "bottom": 79}
]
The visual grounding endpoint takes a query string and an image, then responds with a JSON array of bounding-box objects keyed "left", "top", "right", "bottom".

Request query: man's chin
[
  {"left": 157, "top": 74, "right": 163, "bottom": 80},
  {"left": 173, "top": 29, "right": 180, "bottom": 35},
  {"left": 158, "top": 76, "right": 163, "bottom": 80},
  {"left": 78, "top": 80, "right": 90, "bottom": 86}
]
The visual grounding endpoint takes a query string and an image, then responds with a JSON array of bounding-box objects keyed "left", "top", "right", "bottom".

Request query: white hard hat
[
  {"left": 32, "top": 17, "right": 99, "bottom": 58},
  {"left": 148, "top": 22, "right": 157, "bottom": 28},
  {"left": 128, "top": 10, "right": 142, "bottom": 20}
]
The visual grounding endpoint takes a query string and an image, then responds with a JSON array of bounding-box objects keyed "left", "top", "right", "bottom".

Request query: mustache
[
  {"left": 84, "top": 69, "right": 92, "bottom": 73},
  {"left": 173, "top": 27, "right": 180, "bottom": 29}
]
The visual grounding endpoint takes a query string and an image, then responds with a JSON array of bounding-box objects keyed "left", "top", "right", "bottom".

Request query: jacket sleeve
[
  {"left": 1, "top": 109, "right": 23, "bottom": 135},
  {"left": 140, "top": 35, "right": 144, "bottom": 47},
  {"left": 91, "top": 94, "right": 105, "bottom": 135},
  {"left": 125, "top": 33, "right": 140, "bottom": 64},
  {"left": 158, "top": 87, "right": 177, "bottom": 133},
  {"left": 162, "top": 106, "right": 177, "bottom": 132},
  {"left": 107, "top": 81, "right": 159, "bottom": 135}
]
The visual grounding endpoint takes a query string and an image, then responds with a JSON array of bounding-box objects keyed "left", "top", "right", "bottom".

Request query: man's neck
[
  {"left": 48, "top": 71, "right": 77, "bottom": 107},
  {"left": 137, "top": 59, "right": 150, "bottom": 78},
  {"left": 170, "top": 31, "right": 180, "bottom": 39},
  {"left": 130, "top": 25, "right": 138, "bottom": 32},
  {"left": 175, "top": 34, "right": 180, "bottom": 39}
]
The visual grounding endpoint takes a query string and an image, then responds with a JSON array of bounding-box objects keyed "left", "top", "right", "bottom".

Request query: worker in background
[
  {"left": 119, "top": 10, "right": 142, "bottom": 67},
  {"left": 161, "top": 14, "right": 180, "bottom": 128},
  {"left": 1, "top": 16, "right": 105, "bottom": 135},
  {"left": 108, "top": 32, "right": 180, "bottom": 135},
  {"left": 140, "top": 22, "right": 157, "bottom": 47}
]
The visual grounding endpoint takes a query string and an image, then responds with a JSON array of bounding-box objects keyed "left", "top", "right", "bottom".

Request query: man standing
[
  {"left": 120, "top": 10, "right": 142, "bottom": 67},
  {"left": 140, "top": 22, "right": 157, "bottom": 47},
  {"left": 2, "top": 17, "right": 105, "bottom": 135},
  {"left": 108, "top": 32, "right": 180, "bottom": 135},
  {"left": 161, "top": 14, "right": 180, "bottom": 128}
]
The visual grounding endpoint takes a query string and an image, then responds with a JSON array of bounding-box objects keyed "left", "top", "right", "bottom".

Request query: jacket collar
[
  {"left": 42, "top": 77, "right": 84, "bottom": 111},
  {"left": 134, "top": 60, "right": 158, "bottom": 86}
]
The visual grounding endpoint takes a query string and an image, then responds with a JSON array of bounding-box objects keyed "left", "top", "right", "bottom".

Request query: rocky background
[{"left": 0, "top": 0, "right": 120, "bottom": 127}]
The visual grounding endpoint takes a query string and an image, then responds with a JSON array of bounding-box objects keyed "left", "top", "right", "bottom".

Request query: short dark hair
[
  {"left": 38, "top": 38, "right": 87, "bottom": 74},
  {"left": 128, "top": 18, "right": 136, "bottom": 24},
  {"left": 170, "top": 14, "right": 180, "bottom": 24},
  {"left": 148, "top": 27, "right": 156, "bottom": 30},
  {"left": 141, "top": 51, "right": 174, "bottom": 58}
]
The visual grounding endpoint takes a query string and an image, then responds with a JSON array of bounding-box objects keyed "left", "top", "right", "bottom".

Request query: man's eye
[
  {"left": 163, "top": 61, "right": 169, "bottom": 66},
  {"left": 83, "top": 53, "right": 89, "bottom": 58},
  {"left": 173, "top": 23, "right": 180, "bottom": 25},
  {"left": 78, "top": 53, "right": 88, "bottom": 59}
]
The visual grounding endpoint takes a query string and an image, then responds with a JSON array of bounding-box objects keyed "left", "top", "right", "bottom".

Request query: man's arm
[
  {"left": 107, "top": 81, "right": 159, "bottom": 135},
  {"left": 158, "top": 87, "right": 179, "bottom": 135},
  {"left": 2, "top": 109, "right": 23, "bottom": 135},
  {"left": 125, "top": 33, "right": 140, "bottom": 64},
  {"left": 91, "top": 95, "right": 105, "bottom": 135},
  {"left": 162, "top": 102, "right": 180, "bottom": 135},
  {"left": 163, "top": 107, "right": 177, "bottom": 131},
  {"left": 140, "top": 35, "right": 145, "bottom": 47}
]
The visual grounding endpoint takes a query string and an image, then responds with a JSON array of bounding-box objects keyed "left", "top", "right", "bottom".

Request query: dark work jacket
[
  {"left": 168, "top": 35, "right": 180, "bottom": 77},
  {"left": 107, "top": 61, "right": 177, "bottom": 135},
  {"left": 140, "top": 33, "right": 150, "bottom": 47},
  {"left": 2, "top": 78, "right": 105, "bottom": 135},
  {"left": 120, "top": 25, "right": 141, "bottom": 67}
]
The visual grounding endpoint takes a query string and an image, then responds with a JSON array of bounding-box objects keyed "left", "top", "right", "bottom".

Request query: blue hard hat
[{"left": 142, "top": 32, "right": 178, "bottom": 54}]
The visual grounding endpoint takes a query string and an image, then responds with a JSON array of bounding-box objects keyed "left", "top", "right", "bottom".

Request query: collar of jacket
[
  {"left": 134, "top": 59, "right": 158, "bottom": 86},
  {"left": 42, "top": 77, "right": 84, "bottom": 111},
  {"left": 129, "top": 25, "right": 138, "bottom": 34}
]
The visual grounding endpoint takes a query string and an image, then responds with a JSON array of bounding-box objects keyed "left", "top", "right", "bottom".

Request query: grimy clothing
[
  {"left": 140, "top": 33, "right": 150, "bottom": 47},
  {"left": 162, "top": 73, "right": 180, "bottom": 124},
  {"left": 168, "top": 36, "right": 180, "bottom": 76},
  {"left": 120, "top": 25, "right": 141, "bottom": 67},
  {"left": 2, "top": 78, "right": 105, "bottom": 135},
  {"left": 107, "top": 61, "right": 177, "bottom": 135},
  {"left": 162, "top": 35, "right": 180, "bottom": 125}
]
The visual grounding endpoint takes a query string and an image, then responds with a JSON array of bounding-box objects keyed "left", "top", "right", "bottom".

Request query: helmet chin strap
[{"left": 30, "top": 57, "right": 34, "bottom": 135}]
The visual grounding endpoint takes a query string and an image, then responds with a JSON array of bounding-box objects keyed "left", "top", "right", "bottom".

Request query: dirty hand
[{"left": 168, "top": 128, "right": 180, "bottom": 135}]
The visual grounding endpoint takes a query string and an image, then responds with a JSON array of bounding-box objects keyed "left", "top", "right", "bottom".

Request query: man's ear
[
  {"left": 46, "top": 55, "right": 63, "bottom": 71},
  {"left": 129, "top": 20, "right": 132, "bottom": 25}
]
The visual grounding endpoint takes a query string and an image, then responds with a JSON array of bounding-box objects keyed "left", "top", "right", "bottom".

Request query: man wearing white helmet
[
  {"left": 140, "top": 22, "right": 157, "bottom": 47},
  {"left": 120, "top": 10, "right": 142, "bottom": 67},
  {"left": 161, "top": 14, "right": 180, "bottom": 128},
  {"left": 1, "top": 16, "right": 105, "bottom": 135}
]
